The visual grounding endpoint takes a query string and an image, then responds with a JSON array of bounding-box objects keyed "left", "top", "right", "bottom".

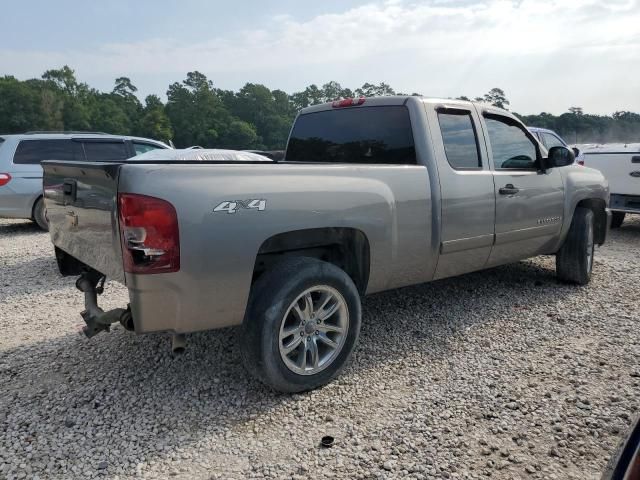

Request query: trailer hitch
[{"left": 75, "top": 270, "right": 132, "bottom": 338}]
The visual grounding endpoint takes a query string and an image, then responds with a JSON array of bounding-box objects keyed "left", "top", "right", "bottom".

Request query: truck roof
[{"left": 298, "top": 95, "right": 515, "bottom": 119}]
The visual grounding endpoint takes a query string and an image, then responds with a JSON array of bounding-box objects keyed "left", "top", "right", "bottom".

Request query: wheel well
[
  {"left": 253, "top": 228, "right": 370, "bottom": 294},
  {"left": 31, "top": 195, "right": 43, "bottom": 219},
  {"left": 576, "top": 198, "right": 607, "bottom": 245}
]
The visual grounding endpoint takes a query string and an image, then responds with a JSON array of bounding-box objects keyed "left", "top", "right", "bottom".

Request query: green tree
[
  {"left": 113, "top": 77, "right": 138, "bottom": 99},
  {"left": 41, "top": 66, "right": 92, "bottom": 130},
  {"left": 3, "top": 67, "right": 640, "bottom": 148},
  {"left": 135, "top": 95, "right": 173, "bottom": 142},
  {"left": 42, "top": 66, "right": 80, "bottom": 95},
  {"left": 0, "top": 76, "right": 45, "bottom": 132},
  {"left": 89, "top": 95, "right": 130, "bottom": 135},
  {"left": 227, "top": 83, "right": 294, "bottom": 149},
  {"left": 321, "top": 81, "right": 354, "bottom": 102},
  {"left": 355, "top": 82, "right": 395, "bottom": 97},
  {"left": 165, "top": 71, "right": 251, "bottom": 148},
  {"left": 290, "top": 84, "right": 324, "bottom": 110},
  {"left": 483, "top": 88, "right": 509, "bottom": 109},
  {"left": 224, "top": 120, "right": 258, "bottom": 149}
]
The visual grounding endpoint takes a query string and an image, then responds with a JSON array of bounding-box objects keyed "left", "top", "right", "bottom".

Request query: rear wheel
[
  {"left": 241, "top": 257, "right": 361, "bottom": 393},
  {"left": 611, "top": 211, "right": 625, "bottom": 229},
  {"left": 556, "top": 207, "right": 594, "bottom": 285},
  {"left": 32, "top": 197, "right": 48, "bottom": 231}
]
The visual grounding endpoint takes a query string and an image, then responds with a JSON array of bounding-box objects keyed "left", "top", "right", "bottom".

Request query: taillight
[
  {"left": 332, "top": 97, "right": 365, "bottom": 108},
  {"left": 118, "top": 193, "right": 180, "bottom": 274},
  {"left": 578, "top": 160, "right": 584, "bottom": 166},
  {"left": 0, "top": 173, "right": 11, "bottom": 186}
]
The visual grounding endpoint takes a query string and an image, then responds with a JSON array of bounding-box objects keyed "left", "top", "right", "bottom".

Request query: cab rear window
[{"left": 286, "top": 106, "right": 416, "bottom": 165}]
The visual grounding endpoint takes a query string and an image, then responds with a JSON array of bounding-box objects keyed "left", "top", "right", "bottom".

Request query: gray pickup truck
[{"left": 43, "top": 96, "right": 610, "bottom": 392}]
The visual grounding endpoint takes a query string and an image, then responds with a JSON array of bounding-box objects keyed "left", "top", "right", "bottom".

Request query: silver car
[{"left": 0, "top": 132, "right": 169, "bottom": 230}]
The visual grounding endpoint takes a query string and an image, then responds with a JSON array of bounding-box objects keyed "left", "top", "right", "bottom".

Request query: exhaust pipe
[
  {"left": 76, "top": 272, "right": 127, "bottom": 338},
  {"left": 171, "top": 334, "right": 186, "bottom": 355}
]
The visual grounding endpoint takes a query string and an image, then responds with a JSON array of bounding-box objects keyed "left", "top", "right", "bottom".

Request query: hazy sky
[{"left": 1, "top": 0, "right": 638, "bottom": 115}]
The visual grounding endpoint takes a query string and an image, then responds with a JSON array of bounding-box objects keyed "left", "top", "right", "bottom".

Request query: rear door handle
[{"left": 499, "top": 184, "right": 520, "bottom": 195}]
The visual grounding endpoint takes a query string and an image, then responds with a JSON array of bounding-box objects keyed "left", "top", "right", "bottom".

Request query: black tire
[
  {"left": 611, "top": 211, "right": 625, "bottom": 229},
  {"left": 240, "top": 257, "right": 361, "bottom": 393},
  {"left": 556, "top": 207, "right": 594, "bottom": 285},
  {"left": 32, "top": 197, "right": 48, "bottom": 231}
]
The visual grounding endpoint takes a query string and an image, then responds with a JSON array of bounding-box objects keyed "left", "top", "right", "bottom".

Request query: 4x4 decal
[{"left": 213, "top": 199, "right": 267, "bottom": 214}]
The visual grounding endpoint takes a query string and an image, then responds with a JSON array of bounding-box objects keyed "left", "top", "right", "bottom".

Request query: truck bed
[{"left": 43, "top": 159, "right": 435, "bottom": 333}]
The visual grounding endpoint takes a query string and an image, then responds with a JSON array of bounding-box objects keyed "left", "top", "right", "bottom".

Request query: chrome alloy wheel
[{"left": 278, "top": 285, "right": 349, "bottom": 376}]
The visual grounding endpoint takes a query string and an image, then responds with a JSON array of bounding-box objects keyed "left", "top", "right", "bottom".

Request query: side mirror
[
  {"left": 572, "top": 147, "right": 580, "bottom": 157},
  {"left": 547, "top": 146, "right": 575, "bottom": 168}
]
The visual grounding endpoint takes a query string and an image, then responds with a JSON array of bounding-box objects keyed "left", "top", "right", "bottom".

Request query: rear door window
[
  {"left": 13, "top": 139, "right": 82, "bottom": 164},
  {"left": 437, "top": 111, "right": 481, "bottom": 169},
  {"left": 286, "top": 106, "right": 416, "bottom": 164},
  {"left": 81, "top": 141, "right": 129, "bottom": 161}
]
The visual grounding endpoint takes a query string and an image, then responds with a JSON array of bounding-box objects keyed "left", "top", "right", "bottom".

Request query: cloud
[{"left": 1, "top": 0, "right": 639, "bottom": 113}]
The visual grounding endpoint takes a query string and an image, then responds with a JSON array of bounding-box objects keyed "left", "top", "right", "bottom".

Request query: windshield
[{"left": 286, "top": 106, "right": 416, "bottom": 164}]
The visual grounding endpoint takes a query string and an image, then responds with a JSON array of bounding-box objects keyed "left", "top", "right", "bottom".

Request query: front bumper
[{"left": 610, "top": 194, "right": 640, "bottom": 214}]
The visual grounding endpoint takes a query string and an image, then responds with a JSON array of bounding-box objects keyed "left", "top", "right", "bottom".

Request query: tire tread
[{"left": 556, "top": 207, "right": 593, "bottom": 285}]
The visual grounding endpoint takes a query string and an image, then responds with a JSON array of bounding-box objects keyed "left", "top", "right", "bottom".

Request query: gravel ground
[{"left": 0, "top": 217, "right": 638, "bottom": 480}]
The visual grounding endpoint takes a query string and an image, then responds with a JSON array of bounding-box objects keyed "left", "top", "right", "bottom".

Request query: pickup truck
[
  {"left": 43, "top": 96, "right": 610, "bottom": 393},
  {"left": 580, "top": 143, "right": 640, "bottom": 228}
]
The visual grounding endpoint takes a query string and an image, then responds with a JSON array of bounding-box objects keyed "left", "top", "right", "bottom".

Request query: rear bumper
[{"left": 610, "top": 194, "right": 640, "bottom": 214}]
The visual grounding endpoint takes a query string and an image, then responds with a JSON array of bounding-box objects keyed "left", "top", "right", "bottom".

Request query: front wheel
[
  {"left": 240, "top": 257, "right": 361, "bottom": 393},
  {"left": 32, "top": 197, "right": 48, "bottom": 231},
  {"left": 556, "top": 207, "right": 594, "bottom": 285}
]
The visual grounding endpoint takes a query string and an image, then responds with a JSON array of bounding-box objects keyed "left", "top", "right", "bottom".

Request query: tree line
[{"left": 1, "top": 67, "right": 638, "bottom": 149}]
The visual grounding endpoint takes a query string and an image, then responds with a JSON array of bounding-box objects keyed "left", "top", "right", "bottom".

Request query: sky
[{"left": 1, "top": 0, "right": 639, "bottom": 115}]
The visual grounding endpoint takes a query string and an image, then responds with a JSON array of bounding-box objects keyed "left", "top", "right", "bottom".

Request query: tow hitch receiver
[{"left": 75, "top": 270, "right": 132, "bottom": 338}]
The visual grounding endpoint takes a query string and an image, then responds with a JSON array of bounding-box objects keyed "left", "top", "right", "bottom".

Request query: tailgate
[
  {"left": 584, "top": 152, "right": 640, "bottom": 196},
  {"left": 43, "top": 161, "right": 125, "bottom": 282}
]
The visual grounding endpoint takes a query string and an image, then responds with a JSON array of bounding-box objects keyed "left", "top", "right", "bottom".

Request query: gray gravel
[{"left": 0, "top": 217, "right": 639, "bottom": 479}]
